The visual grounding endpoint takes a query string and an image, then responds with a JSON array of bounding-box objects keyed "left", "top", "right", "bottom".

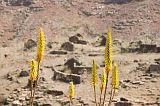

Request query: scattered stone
[
  {"left": 73, "top": 65, "right": 92, "bottom": 75},
  {"left": 98, "top": 35, "right": 106, "bottom": 46},
  {"left": 69, "top": 35, "right": 79, "bottom": 43},
  {"left": 149, "top": 64, "right": 160, "bottom": 73},
  {"left": 49, "top": 50, "right": 67, "bottom": 55},
  {"left": 120, "top": 97, "right": 129, "bottom": 101},
  {"left": 7, "top": 75, "right": 17, "bottom": 82},
  {"left": 19, "top": 70, "right": 29, "bottom": 77},
  {"left": 41, "top": 103, "right": 52, "bottom": 106},
  {"left": 64, "top": 58, "right": 81, "bottom": 70},
  {"left": 115, "top": 101, "right": 132, "bottom": 106},
  {"left": 140, "top": 44, "right": 156, "bottom": 53},
  {"left": 47, "top": 42, "right": 53, "bottom": 49},
  {"left": 145, "top": 76, "right": 152, "bottom": 80},
  {"left": 61, "top": 42, "right": 74, "bottom": 51},
  {"left": 133, "top": 60, "right": 138, "bottom": 63},
  {"left": 88, "top": 53, "right": 103, "bottom": 56},
  {"left": 57, "top": 98, "right": 70, "bottom": 106},
  {"left": 47, "top": 89, "right": 63, "bottom": 96},
  {"left": 0, "top": 95, "right": 5, "bottom": 105},
  {"left": 18, "top": 96, "right": 25, "bottom": 101},
  {"left": 12, "top": 100, "right": 22, "bottom": 106},
  {"left": 77, "top": 40, "right": 87, "bottom": 45},
  {"left": 131, "top": 81, "right": 142, "bottom": 85},
  {"left": 52, "top": 67, "right": 81, "bottom": 84},
  {"left": 24, "top": 39, "right": 36, "bottom": 50},
  {"left": 151, "top": 78, "right": 158, "bottom": 83},
  {"left": 69, "top": 34, "right": 87, "bottom": 45}
]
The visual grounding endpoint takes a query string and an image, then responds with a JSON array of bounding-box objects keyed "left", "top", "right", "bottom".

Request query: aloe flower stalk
[
  {"left": 105, "top": 27, "right": 112, "bottom": 72},
  {"left": 29, "top": 59, "right": 37, "bottom": 82},
  {"left": 99, "top": 68, "right": 106, "bottom": 106},
  {"left": 37, "top": 28, "right": 45, "bottom": 63},
  {"left": 29, "top": 59, "right": 37, "bottom": 106},
  {"left": 90, "top": 60, "right": 98, "bottom": 106},
  {"left": 69, "top": 81, "right": 74, "bottom": 105},
  {"left": 111, "top": 63, "right": 118, "bottom": 89},
  {"left": 32, "top": 28, "right": 45, "bottom": 106},
  {"left": 108, "top": 63, "right": 119, "bottom": 106},
  {"left": 102, "top": 27, "right": 113, "bottom": 106}
]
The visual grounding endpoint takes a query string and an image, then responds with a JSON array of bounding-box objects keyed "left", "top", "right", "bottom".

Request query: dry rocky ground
[{"left": 0, "top": 0, "right": 160, "bottom": 106}]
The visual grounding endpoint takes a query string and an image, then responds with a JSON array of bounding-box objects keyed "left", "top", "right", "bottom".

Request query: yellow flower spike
[
  {"left": 100, "top": 68, "right": 106, "bottom": 91},
  {"left": 29, "top": 59, "right": 37, "bottom": 82},
  {"left": 90, "top": 60, "right": 98, "bottom": 87},
  {"left": 37, "top": 28, "right": 45, "bottom": 62},
  {"left": 69, "top": 81, "right": 74, "bottom": 100},
  {"left": 105, "top": 27, "right": 112, "bottom": 72},
  {"left": 112, "top": 63, "right": 119, "bottom": 89}
]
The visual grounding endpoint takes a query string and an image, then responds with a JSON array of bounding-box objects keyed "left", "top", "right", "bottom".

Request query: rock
[
  {"left": 73, "top": 65, "right": 92, "bottom": 75},
  {"left": 57, "top": 98, "right": 70, "bottom": 106},
  {"left": 105, "top": 0, "right": 132, "bottom": 4},
  {"left": 131, "top": 81, "right": 141, "bottom": 85},
  {"left": 12, "top": 100, "right": 22, "bottom": 106},
  {"left": 3, "top": 98, "right": 11, "bottom": 105},
  {"left": 133, "top": 60, "right": 138, "bottom": 63},
  {"left": 0, "top": 95, "right": 5, "bottom": 105},
  {"left": 69, "top": 36, "right": 79, "bottom": 43},
  {"left": 5, "top": 0, "right": 33, "bottom": 6},
  {"left": 61, "top": 42, "right": 74, "bottom": 51},
  {"left": 149, "top": 64, "right": 160, "bottom": 73},
  {"left": 69, "top": 34, "right": 87, "bottom": 45},
  {"left": 52, "top": 67, "right": 81, "bottom": 84},
  {"left": 18, "top": 96, "right": 25, "bottom": 101},
  {"left": 113, "top": 39, "right": 122, "bottom": 47},
  {"left": 115, "top": 101, "right": 132, "bottom": 106},
  {"left": 77, "top": 40, "right": 87, "bottom": 45},
  {"left": 47, "top": 89, "right": 63, "bottom": 96},
  {"left": 64, "top": 58, "right": 81, "bottom": 70},
  {"left": 41, "top": 103, "right": 52, "bottom": 106},
  {"left": 19, "top": 70, "right": 29, "bottom": 77},
  {"left": 151, "top": 78, "right": 158, "bottom": 83},
  {"left": 49, "top": 50, "right": 67, "bottom": 55},
  {"left": 24, "top": 39, "right": 36, "bottom": 50},
  {"left": 98, "top": 35, "right": 106, "bottom": 46},
  {"left": 47, "top": 42, "right": 53, "bottom": 49},
  {"left": 7, "top": 75, "right": 17, "bottom": 82},
  {"left": 76, "top": 33, "right": 83, "bottom": 38},
  {"left": 120, "top": 97, "right": 129, "bottom": 101},
  {"left": 139, "top": 44, "right": 157, "bottom": 53}
]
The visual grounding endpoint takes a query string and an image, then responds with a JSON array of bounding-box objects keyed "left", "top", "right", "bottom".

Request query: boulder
[
  {"left": 69, "top": 34, "right": 87, "bottom": 45},
  {"left": 24, "top": 39, "right": 36, "bottom": 50},
  {"left": 69, "top": 36, "right": 79, "bottom": 43},
  {"left": 99, "top": 35, "right": 106, "bottom": 46},
  {"left": 19, "top": 70, "right": 29, "bottom": 77},
  {"left": 61, "top": 42, "right": 74, "bottom": 51}
]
